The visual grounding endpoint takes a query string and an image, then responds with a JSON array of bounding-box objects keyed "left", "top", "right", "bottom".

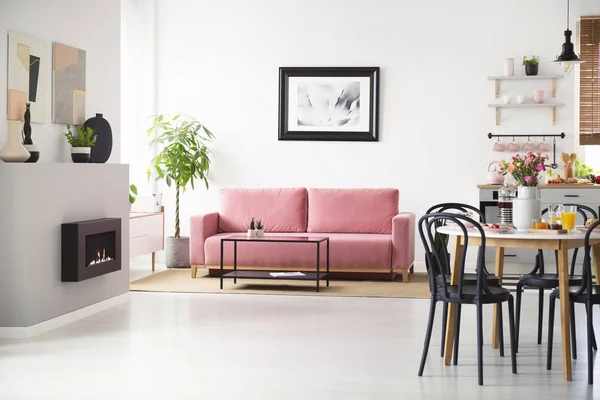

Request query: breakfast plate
[
  {"left": 576, "top": 226, "right": 600, "bottom": 233},
  {"left": 482, "top": 227, "right": 513, "bottom": 234}
]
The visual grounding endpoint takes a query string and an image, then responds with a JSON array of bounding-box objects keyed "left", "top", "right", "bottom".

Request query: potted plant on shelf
[
  {"left": 522, "top": 55, "right": 540, "bottom": 76},
  {"left": 22, "top": 103, "right": 39, "bottom": 163},
  {"left": 63, "top": 124, "right": 97, "bottom": 163},
  {"left": 255, "top": 219, "right": 264, "bottom": 238},
  {"left": 147, "top": 113, "right": 214, "bottom": 268},
  {"left": 129, "top": 184, "right": 138, "bottom": 211}
]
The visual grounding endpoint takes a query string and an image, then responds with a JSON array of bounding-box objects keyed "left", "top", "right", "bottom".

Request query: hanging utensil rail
[{"left": 487, "top": 132, "right": 566, "bottom": 139}]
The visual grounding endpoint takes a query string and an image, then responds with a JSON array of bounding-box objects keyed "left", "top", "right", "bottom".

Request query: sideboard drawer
[
  {"left": 130, "top": 214, "right": 163, "bottom": 238},
  {"left": 540, "top": 189, "right": 600, "bottom": 205},
  {"left": 131, "top": 235, "right": 148, "bottom": 258}
]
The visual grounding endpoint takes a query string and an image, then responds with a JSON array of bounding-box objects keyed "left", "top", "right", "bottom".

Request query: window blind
[{"left": 580, "top": 17, "right": 600, "bottom": 145}]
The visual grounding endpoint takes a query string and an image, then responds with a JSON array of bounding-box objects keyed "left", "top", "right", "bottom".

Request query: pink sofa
[{"left": 190, "top": 188, "right": 415, "bottom": 281}]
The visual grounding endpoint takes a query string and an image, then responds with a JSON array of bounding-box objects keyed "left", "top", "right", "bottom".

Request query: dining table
[{"left": 437, "top": 225, "right": 600, "bottom": 381}]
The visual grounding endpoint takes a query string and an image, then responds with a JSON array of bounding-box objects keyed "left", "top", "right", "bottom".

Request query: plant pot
[
  {"left": 0, "top": 121, "right": 30, "bottom": 163},
  {"left": 513, "top": 186, "right": 541, "bottom": 229},
  {"left": 256, "top": 229, "right": 264, "bottom": 238},
  {"left": 71, "top": 147, "right": 91, "bottom": 163},
  {"left": 165, "top": 236, "right": 190, "bottom": 268},
  {"left": 247, "top": 229, "right": 256, "bottom": 238},
  {"left": 24, "top": 144, "right": 39, "bottom": 163},
  {"left": 525, "top": 64, "right": 539, "bottom": 76}
]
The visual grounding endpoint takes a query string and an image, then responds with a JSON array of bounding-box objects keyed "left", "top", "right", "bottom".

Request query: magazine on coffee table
[{"left": 269, "top": 272, "right": 306, "bottom": 278}]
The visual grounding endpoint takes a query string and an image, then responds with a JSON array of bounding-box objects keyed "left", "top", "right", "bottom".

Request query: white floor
[{"left": 1, "top": 260, "right": 600, "bottom": 399}]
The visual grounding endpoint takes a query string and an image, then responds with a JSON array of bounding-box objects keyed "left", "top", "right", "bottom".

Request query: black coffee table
[{"left": 219, "top": 235, "right": 330, "bottom": 292}]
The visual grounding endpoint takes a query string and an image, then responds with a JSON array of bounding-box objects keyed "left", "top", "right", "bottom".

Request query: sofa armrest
[
  {"left": 392, "top": 212, "right": 415, "bottom": 271},
  {"left": 190, "top": 212, "right": 219, "bottom": 265}
]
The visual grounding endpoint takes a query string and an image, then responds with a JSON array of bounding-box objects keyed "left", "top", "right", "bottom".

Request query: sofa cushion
[
  {"left": 204, "top": 233, "right": 392, "bottom": 271},
  {"left": 307, "top": 188, "right": 399, "bottom": 233},
  {"left": 218, "top": 188, "right": 308, "bottom": 233}
]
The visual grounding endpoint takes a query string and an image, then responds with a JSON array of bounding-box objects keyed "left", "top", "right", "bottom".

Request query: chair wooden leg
[
  {"left": 570, "top": 301, "right": 577, "bottom": 359},
  {"left": 440, "top": 302, "right": 448, "bottom": 358},
  {"left": 538, "top": 288, "right": 544, "bottom": 345},
  {"left": 401, "top": 269, "right": 409, "bottom": 282},
  {"left": 191, "top": 264, "right": 198, "bottom": 278},
  {"left": 498, "top": 301, "right": 505, "bottom": 357},
  {"left": 587, "top": 301, "right": 594, "bottom": 385},
  {"left": 476, "top": 302, "right": 484, "bottom": 386},
  {"left": 515, "top": 281, "right": 524, "bottom": 353},
  {"left": 453, "top": 304, "right": 462, "bottom": 365},
  {"left": 410, "top": 265, "right": 414, "bottom": 274},
  {"left": 418, "top": 299, "right": 437, "bottom": 376},
  {"left": 508, "top": 295, "right": 517, "bottom": 374},
  {"left": 547, "top": 292, "right": 556, "bottom": 370}
]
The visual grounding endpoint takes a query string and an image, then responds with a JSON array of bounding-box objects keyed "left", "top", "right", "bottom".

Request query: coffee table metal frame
[{"left": 219, "top": 235, "right": 330, "bottom": 292}]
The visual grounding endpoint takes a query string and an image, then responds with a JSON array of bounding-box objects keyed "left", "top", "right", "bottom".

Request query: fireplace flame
[{"left": 88, "top": 248, "right": 113, "bottom": 266}]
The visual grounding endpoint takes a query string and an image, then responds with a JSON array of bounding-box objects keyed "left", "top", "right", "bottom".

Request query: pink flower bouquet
[{"left": 498, "top": 152, "right": 549, "bottom": 187}]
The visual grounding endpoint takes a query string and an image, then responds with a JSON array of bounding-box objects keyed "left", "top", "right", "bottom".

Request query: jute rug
[{"left": 130, "top": 269, "right": 431, "bottom": 299}]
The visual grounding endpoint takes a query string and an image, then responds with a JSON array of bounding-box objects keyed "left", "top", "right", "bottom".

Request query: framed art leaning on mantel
[{"left": 278, "top": 67, "right": 380, "bottom": 141}]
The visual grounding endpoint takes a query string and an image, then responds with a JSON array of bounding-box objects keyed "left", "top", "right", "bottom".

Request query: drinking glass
[
  {"left": 548, "top": 210, "right": 563, "bottom": 230},
  {"left": 561, "top": 205, "right": 577, "bottom": 231}
]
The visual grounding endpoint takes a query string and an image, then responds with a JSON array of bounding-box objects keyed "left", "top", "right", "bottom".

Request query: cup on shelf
[
  {"left": 533, "top": 90, "right": 546, "bottom": 104},
  {"left": 493, "top": 138, "right": 506, "bottom": 152},
  {"left": 538, "top": 137, "right": 551, "bottom": 152},
  {"left": 523, "top": 137, "right": 535, "bottom": 151},
  {"left": 502, "top": 95, "right": 512, "bottom": 104},
  {"left": 516, "top": 95, "right": 525, "bottom": 104},
  {"left": 507, "top": 137, "right": 520, "bottom": 152}
]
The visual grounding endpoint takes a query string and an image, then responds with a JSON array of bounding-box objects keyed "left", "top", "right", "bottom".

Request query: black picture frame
[{"left": 278, "top": 67, "right": 380, "bottom": 142}]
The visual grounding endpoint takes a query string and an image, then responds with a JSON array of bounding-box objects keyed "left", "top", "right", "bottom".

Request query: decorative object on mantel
[
  {"left": 84, "top": 113, "right": 113, "bottom": 163},
  {"left": 504, "top": 58, "right": 514, "bottom": 76},
  {"left": 552, "top": 0, "right": 584, "bottom": 74},
  {"left": 52, "top": 42, "right": 86, "bottom": 124},
  {"left": 0, "top": 120, "right": 30, "bottom": 162},
  {"left": 498, "top": 152, "right": 547, "bottom": 229},
  {"left": 278, "top": 67, "right": 379, "bottom": 142},
  {"left": 63, "top": 123, "right": 97, "bottom": 163},
  {"left": 7, "top": 31, "right": 48, "bottom": 123},
  {"left": 147, "top": 113, "right": 214, "bottom": 268},
  {"left": 22, "top": 103, "right": 39, "bottom": 163},
  {"left": 522, "top": 55, "right": 540, "bottom": 76}
]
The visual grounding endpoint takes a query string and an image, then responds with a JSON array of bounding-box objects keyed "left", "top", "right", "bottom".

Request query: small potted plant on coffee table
[
  {"left": 256, "top": 219, "right": 264, "bottom": 238},
  {"left": 247, "top": 218, "right": 256, "bottom": 238},
  {"left": 64, "top": 124, "right": 97, "bottom": 163},
  {"left": 522, "top": 55, "right": 540, "bottom": 76}
]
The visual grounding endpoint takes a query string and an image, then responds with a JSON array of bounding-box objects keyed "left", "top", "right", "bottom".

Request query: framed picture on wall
[{"left": 278, "top": 67, "right": 380, "bottom": 141}]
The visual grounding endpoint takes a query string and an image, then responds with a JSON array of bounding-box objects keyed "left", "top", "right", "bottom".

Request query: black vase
[
  {"left": 84, "top": 113, "right": 113, "bottom": 163},
  {"left": 525, "top": 64, "right": 539, "bottom": 76},
  {"left": 24, "top": 144, "right": 39, "bottom": 163}
]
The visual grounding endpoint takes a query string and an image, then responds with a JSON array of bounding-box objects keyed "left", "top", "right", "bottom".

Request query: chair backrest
[
  {"left": 572, "top": 220, "right": 600, "bottom": 298},
  {"left": 424, "top": 203, "right": 485, "bottom": 275},
  {"left": 418, "top": 213, "right": 493, "bottom": 300}
]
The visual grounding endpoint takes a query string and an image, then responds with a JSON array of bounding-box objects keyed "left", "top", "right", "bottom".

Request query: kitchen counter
[{"left": 477, "top": 184, "right": 600, "bottom": 189}]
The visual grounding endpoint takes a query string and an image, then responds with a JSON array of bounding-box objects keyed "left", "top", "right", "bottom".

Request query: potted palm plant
[{"left": 147, "top": 113, "right": 214, "bottom": 268}]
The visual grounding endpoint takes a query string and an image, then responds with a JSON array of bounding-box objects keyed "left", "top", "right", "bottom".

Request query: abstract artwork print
[{"left": 52, "top": 42, "right": 86, "bottom": 125}]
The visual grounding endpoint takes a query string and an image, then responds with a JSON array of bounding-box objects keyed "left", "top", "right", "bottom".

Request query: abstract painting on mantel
[
  {"left": 7, "top": 31, "right": 48, "bottom": 123},
  {"left": 52, "top": 42, "right": 86, "bottom": 125}
]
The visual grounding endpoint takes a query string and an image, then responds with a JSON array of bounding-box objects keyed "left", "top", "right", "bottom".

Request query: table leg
[
  {"left": 234, "top": 241, "right": 238, "bottom": 284},
  {"left": 592, "top": 244, "right": 600, "bottom": 282},
  {"left": 316, "top": 242, "right": 320, "bottom": 292},
  {"left": 326, "top": 239, "right": 330, "bottom": 287},
  {"left": 220, "top": 240, "right": 224, "bottom": 290},
  {"left": 444, "top": 236, "right": 462, "bottom": 366},
  {"left": 492, "top": 247, "right": 505, "bottom": 349},
  {"left": 557, "top": 244, "right": 572, "bottom": 381},
  {"left": 152, "top": 252, "right": 155, "bottom": 272}
]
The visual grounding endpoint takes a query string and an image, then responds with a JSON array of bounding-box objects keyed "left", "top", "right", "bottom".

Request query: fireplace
[{"left": 62, "top": 218, "right": 122, "bottom": 282}]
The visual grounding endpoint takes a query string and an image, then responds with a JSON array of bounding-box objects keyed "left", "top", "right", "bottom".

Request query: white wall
[
  {"left": 0, "top": 0, "right": 121, "bottom": 163},
  {"left": 134, "top": 0, "right": 600, "bottom": 266}
]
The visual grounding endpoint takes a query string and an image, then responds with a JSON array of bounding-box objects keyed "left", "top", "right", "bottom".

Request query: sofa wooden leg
[
  {"left": 410, "top": 265, "right": 414, "bottom": 274},
  {"left": 402, "top": 269, "right": 409, "bottom": 283},
  {"left": 191, "top": 265, "right": 198, "bottom": 278}
]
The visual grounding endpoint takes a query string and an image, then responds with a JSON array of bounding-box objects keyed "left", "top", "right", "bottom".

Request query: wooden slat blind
[{"left": 580, "top": 17, "right": 600, "bottom": 145}]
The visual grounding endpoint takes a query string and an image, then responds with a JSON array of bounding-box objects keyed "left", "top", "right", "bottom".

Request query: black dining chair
[
  {"left": 418, "top": 213, "right": 517, "bottom": 386},
  {"left": 547, "top": 219, "right": 600, "bottom": 385},
  {"left": 515, "top": 204, "right": 596, "bottom": 352},
  {"left": 426, "top": 203, "right": 501, "bottom": 357}
]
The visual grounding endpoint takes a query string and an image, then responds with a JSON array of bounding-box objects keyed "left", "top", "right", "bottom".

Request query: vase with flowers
[{"left": 498, "top": 151, "right": 548, "bottom": 229}]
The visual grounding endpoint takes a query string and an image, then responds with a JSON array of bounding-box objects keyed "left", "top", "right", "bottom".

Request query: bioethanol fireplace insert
[{"left": 62, "top": 218, "right": 122, "bottom": 282}]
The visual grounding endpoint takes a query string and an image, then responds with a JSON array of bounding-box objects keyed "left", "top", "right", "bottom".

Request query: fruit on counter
[
  {"left": 482, "top": 223, "right": 501, "bottom": 229},
  {"left": 585, "top": 218, "right": 599, "bottom": 228},
  {"left": 596, "top": 176, "right": 600, "bottom": 184}
]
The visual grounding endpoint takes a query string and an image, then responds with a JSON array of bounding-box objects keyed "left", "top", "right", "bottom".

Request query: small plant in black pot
[
  {"left": 64, "top": 124, "right": 97, "bottom": 163},
  {"left": 22, "top": 103, "right": 39, "bottom": 163},
  {"left": 522, "top": 55, "right": 540, "bottom": 76}
]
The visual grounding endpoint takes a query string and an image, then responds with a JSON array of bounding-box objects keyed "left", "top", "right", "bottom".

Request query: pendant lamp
[{"left": 553, "top": 0, "right": 585, "bottom": 74}]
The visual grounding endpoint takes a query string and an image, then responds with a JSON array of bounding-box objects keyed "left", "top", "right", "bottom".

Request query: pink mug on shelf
[
  {"left": 538, "top": 137, "right": 551, "bottom": 152},
  {"left": 533, "top": 89, "right": 546, "bottom": 104},
  {"left": 493, "top": 139, "right": 506, "bottom": 152},
  {"left": 523, "top": 137, "right": 535, "bottom": 152},
  {"left": 507, "top": 137, "right": 520, "bottom": 152}
]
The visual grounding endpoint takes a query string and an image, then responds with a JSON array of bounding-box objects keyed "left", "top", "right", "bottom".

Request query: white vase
[
  {"left": 247, "top": 229, "right": 256, "bottom": 238},
  {"left": 0, "top": 121, "right": 30, "bottom": 162},
  {"left": 513, "top": 186, "right": 541, "bottom": 229},
  {"left": 504, "top": 58, "right": 514, "bottom": 76},
  {"left": 256, "top": 229, "right": 264, "bottom": 238}
]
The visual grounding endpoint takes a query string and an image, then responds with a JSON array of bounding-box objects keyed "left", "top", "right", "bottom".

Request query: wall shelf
[
  {"left": 487, "top": 103, "right": 565, "bottom": 125},
  {"left": 487, "top": 75, "right": 564, "bottom": 98}
]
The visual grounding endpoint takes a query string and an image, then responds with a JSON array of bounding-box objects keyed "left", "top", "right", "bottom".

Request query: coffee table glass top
[{"left": 222, "top": 235, "right": 328, "bottom": 243}]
